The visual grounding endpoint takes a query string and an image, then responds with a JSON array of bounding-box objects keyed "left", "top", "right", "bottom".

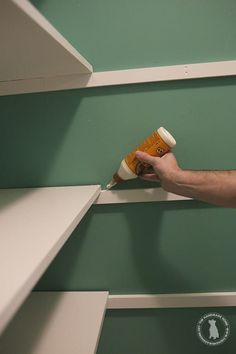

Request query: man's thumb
[{"left": 135, "top": 150, "right": 157, "bottom": 165}]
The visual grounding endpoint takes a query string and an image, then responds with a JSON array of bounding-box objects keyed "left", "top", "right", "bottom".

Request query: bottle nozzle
[{"left": 106, "top": 179, "right": 117, "bottom": 190}]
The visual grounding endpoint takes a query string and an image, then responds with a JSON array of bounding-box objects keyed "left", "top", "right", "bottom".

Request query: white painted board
[
  {"left": 0, "top": 185, "right": 101, "bottom": 334},
  {"left": 0, "top": 291, "right": 108, "bottom": 354},
  {"left": 95, "top": 188, "right": 191, "bottom": 204},
  {"left": 107, "top": 292, "right": 236, "bottom": 309},
  {"left": 1, "top": 60, "right": 236, "bottom": 96},
  {"left": 0, "top": 0, "right": 92, "bottom": 81}
]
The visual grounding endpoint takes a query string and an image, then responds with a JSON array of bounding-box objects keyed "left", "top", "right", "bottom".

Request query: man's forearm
[
  {"left": 135, "top": 150, "right": 236, "bottom": 207},
  {"left": 171, "top": 170, "right": 236, "bottom": 207}
]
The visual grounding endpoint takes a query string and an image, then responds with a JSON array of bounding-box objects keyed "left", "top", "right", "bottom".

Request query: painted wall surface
[
  {"left": 97, "top": 307, "right": 236, "bottom": 354},
  {"left": 1, "top": 1, "right": 236, "bottom": 353},
  {"left": 31, "top": 0, "right": 236, "bottom": 71}
]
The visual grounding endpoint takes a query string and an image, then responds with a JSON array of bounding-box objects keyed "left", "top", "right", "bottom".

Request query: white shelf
[
  {"left": 0, "top": 185, "right": 101, "bottom": 334},
  {"left": 0, "top": 0, "right": 92, "bottom": 82},
  {"left": 107, "top": 292, "right": 236, "bottom": 309},
  {"left": 0, "top": 291, "right": 108, "bottom": 354},
  {"left": 95, "top": 188, "right": 191, "bottom": 204},
  {"left": 1, "top": 60, "right": 236, "bottom": 96}
]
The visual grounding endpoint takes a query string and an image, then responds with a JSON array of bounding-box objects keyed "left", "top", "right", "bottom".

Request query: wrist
[
  {"left": 168, "top": 169, "right": 205, "bottom": 199},
  {"left": 161, "top": 168, "right": 186, "bottom": 194},
  {"left": 174, "top": 168, "right": 188, "bottom": 186}
]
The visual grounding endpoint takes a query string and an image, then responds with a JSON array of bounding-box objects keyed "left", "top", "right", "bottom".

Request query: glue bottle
[{"left": 106, "top": 127, "right": 176, "bottom": 189}]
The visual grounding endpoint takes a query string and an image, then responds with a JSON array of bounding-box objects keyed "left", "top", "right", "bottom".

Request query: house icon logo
[{"left": 196, "top": 312, "right": 230, "bottom": 346}]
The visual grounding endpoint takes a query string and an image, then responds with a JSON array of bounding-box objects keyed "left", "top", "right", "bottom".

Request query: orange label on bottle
[{"left": 124, "top": 130, "right": 170, "bottom": 175}]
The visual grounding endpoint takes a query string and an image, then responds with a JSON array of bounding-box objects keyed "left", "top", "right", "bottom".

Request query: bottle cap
[{"left": 157, "top": 127, "right": 176, "bottom": 148}]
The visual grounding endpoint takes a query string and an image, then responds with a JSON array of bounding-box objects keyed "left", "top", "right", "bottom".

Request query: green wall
[
  {"left": 32, "top": 0, "right": 236, "bottom": 71},
  {"left": 1, "top": 0, "right": 236, "bottom": 353},
  {"left": 1, "top": 78, "right": 236, "bottom": 189},
  {"left": 97, "top": 307, "right": 236, "bottom": 354}
]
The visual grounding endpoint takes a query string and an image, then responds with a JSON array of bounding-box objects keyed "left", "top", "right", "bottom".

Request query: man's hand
[
  {"left": 135, "top": 151, "right": 182, "bottom": 193},
  {"left": 135, "top": 150, "right": 236, "bottom": 207}
]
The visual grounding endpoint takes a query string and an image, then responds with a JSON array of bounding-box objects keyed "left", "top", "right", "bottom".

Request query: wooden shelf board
[
  {"left": 107, "top": 292, "right": 236, "bottom": 309},
  {"left": 0, "top": 0, "right": 92, "bottom": 82},
  {"left": 0, "top": 185, "right": 101, "bottom": 334},
  {"left": 1, "top": 60, "right": 236, "bottom": 96},
  {"left": 95, "top": 188, "right": 191, "bottom": 204},
  {"left": 0, "top": 291, "right": 108, "bottom": 354}
]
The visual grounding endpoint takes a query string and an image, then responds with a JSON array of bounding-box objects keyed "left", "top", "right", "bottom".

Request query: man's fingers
[
  {"left": 135, "top": 151, "right": 158, "bottom": 165},
  {"left": 139, "top": 173, "right": 160, "bottom": 181}
]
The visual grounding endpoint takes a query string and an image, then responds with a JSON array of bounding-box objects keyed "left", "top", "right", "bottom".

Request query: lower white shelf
[
  {"left": 0, "top": 185, "right": 101, "bottom": 334},
  {"left": 95, "top": 188, "right": 191, "bottom": 204},
  {"left": 0, "top": 291, "right": 108, "bottom": 354}
]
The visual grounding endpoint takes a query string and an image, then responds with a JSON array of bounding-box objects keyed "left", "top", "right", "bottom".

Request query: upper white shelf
[
  {"left": 0, "top": 0, "right": 92, "bottom": 81},
  {"left": 0, "top": 291, "right": 108, "bottom": 354},
  {"left": 0, "top": 185, "right": 101, "bottom": 335},
  {"left": 1, "top": 59, "right": 236, "bottom": 96}
]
